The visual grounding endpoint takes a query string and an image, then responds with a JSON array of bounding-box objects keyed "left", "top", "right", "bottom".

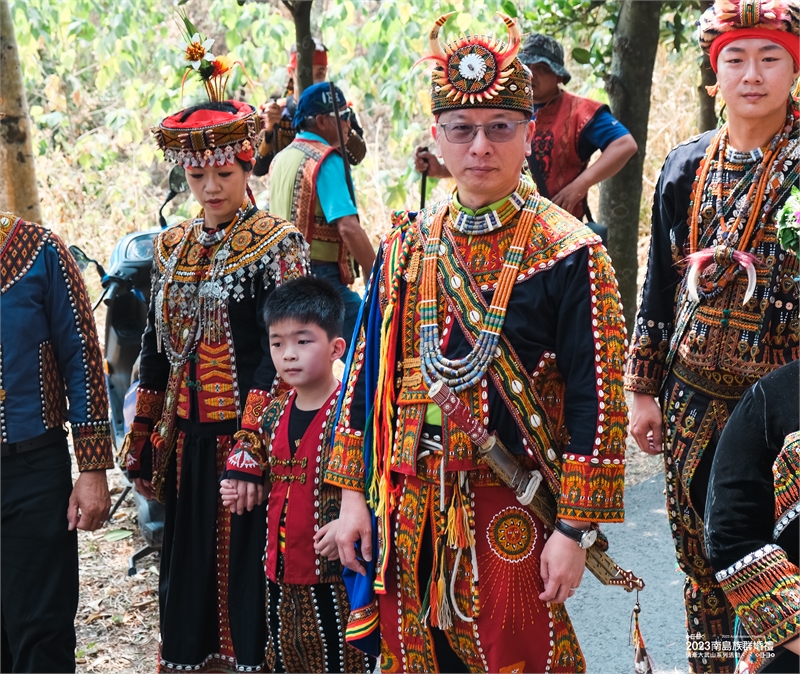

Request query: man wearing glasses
[
  {"left": 268, "top": 82, "right": 375, "bottom": 347},
  {"left": 325, "top": 14, "right": 628, "bottom": 673},
  {"left": 415, "top": 33, "right": 637, "bottom": 226}
]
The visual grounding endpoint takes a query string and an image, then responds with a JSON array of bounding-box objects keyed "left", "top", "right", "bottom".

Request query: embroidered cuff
[
  {"left": 324, "top": 427, "right": 365, "bottom": 491},
  {"left": 121, "top": 420, "right": 151, "bottom": 475},
  {"left": 72, "top": 421, "right": 114, "bottom": 471},
  {"left": 623, "top": 361, "right": 663, "bottom": 396},
  {"left": 134, "top": 387, "right": 165, "bottom": 424},
  {"left": 558, "top": 457, "right": 625, "bottom": 522},
  {"left": 716, "top": 544, "right": 800, "bottom": 646},
  {"left": 227, "top": 430, "right": 266, "bottom": 480},
  {"left": 242, "top": 388, "right": 271, "bottom": 432}
]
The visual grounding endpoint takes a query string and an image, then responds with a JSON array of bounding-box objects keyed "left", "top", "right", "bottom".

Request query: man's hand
[
  {"left": 260, "top": 100, "right": 282, "bottom": 132},
  {"left": 68, "top": 470, "right": 111, "bottom": 532},
  {"left": 313, "top": 520, "right": 340, "bottom": 560},
  {"left": 551, "top": 176, "right": 589, "bottom": 215},
  {"left": 221, "top": 478, "right": 264, "bottom": 515},
  {"left": 413, "top": 146, "right": 451, "bottom": 179},
  {"left": 335, "top": 489, "right": 372, "bottom": 576},
  {"left": 133, "top": 477, "right": 156, "bottom": 501},
  {"left": 539, "top": 524, "right": 588, "bottom": 603},
  {"left": 631, "top": 393, "right": 664, "bottom": 455}
]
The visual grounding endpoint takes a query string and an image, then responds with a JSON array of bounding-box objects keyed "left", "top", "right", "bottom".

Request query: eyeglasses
[{"left": 437, "top": 119, "right": 529, "bottom": 144}]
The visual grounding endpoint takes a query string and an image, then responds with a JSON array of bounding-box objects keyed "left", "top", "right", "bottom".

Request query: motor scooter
[{"left": 70, "top": 165, "right": 188, "bottom": 575}]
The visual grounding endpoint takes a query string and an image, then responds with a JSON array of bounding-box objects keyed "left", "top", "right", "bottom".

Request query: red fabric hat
[
  {"left": 288, "top": 41, "right": 328, "bottom": 70},
  {"left": 152, "top": 100, "right": 260, "bottom": 168}
]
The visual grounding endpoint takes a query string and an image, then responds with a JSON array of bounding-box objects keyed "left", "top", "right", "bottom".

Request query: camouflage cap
[{"left": 519, "top": 33, "right": 572, "bottom": 84}]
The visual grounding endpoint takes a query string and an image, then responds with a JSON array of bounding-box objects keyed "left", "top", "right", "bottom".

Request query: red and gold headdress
[
  {"left": 150, "top": 12, "right": 261, "bottom": 168},
  {"left": 698, "top": 0, "right": 800, "bottom": 70},
  {"left": 417, "top": 12, "right": 533, "bottom": 115}
]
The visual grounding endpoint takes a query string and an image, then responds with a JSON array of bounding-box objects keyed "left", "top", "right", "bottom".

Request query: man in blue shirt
[{"left": 269, "top": 83, "right": 375, "bottom": 347}]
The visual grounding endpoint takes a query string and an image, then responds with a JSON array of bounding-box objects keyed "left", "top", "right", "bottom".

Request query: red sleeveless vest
[
  {"left": 532, "top": 90, "right": 605, "bottom": 220},
  {"left": 264, "top": 387, "right": 342, "bottom": 585}
]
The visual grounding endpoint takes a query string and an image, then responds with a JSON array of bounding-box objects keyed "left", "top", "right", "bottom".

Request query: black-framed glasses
[{"left": 437, "top": 119, "right": 529, "bottom": 144}]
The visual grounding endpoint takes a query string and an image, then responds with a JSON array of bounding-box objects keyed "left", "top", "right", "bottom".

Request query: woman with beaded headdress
[
  {"left": 324, "top": 11, "right": 629, "bottom": 673},
  {"left": 626, "top": 1, "right": 800, "bottom": 671},
  {"left": 121, "top": 19, "right": 307, "bottom": 673}
]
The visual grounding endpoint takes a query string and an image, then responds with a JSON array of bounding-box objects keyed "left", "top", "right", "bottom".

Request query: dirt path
[{"left": 74, "top": 467, "right": 160, "bottom": 673}]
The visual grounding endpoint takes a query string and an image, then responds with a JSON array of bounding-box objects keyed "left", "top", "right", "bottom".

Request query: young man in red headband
[
  {"left": 627, "top": 1, "right": 800, "bottom": 672},
  {"left": 122, "top": 49, "right": 308, "bottom": 669}
]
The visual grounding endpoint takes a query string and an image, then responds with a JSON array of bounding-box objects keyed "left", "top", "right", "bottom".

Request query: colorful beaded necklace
[
  {"left": 690, "top": 104, "right": 795, "bottom": 255},
  {"left": 420, "top": 180, "right": 537, "bottom": 392},
  {"left": 687, "top": 103, "right": 796, "bottom": 298},
  {"left": 156, "top": 198, "right": 251, "bottom": 362}
]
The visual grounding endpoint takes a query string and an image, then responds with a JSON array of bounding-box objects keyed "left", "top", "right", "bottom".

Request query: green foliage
[{"left": 13, "top": 0, "right": 707, "bottom": 250}]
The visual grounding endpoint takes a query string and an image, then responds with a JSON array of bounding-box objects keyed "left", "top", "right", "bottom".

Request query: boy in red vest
[{"left": 221, "top": 276, "right": 372, "bottom": 673}]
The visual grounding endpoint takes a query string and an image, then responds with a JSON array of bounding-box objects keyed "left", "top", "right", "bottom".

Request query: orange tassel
[
  {"left": 631, "top": 594, "right": 655, "bottom": 674},
  {"left": 705, "top": 83, "right": 720, "bottom": 97},
  {"left": 150, "top": 430, "right": 166, "bottom": 451}
]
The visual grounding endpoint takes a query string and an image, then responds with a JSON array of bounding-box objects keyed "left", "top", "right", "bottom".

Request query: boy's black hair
[
  {"left": 264, "top": 276, "right": 345, "bottom": 339},
  {"left": 179, "top": 102, "right": 253, "bottom": 172}
]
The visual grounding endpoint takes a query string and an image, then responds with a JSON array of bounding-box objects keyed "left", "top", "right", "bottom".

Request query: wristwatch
[{"left": 554, "top": 519, "right": 598, "bottom": 549}]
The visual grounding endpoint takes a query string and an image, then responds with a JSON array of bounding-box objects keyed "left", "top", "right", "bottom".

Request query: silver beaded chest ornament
[{"left": 154, "top": 202, "right": 250, "bottom": 365}]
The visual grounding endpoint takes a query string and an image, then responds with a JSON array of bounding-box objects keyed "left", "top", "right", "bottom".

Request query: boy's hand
[
  {"left": 221, "top": 478, "right": 263, "bottom": 515},
  {"left": 313, "top": 520, "right": 340, "bottom": 560},
  {"left": 220, "top": 478, "right": 238, "bottom": 509}
]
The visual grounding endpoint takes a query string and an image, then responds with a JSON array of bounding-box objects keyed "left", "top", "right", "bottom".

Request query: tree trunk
[
  {"left": 283, "top": 0, "right": 314, "bottom": 96},
  {"left": 598, "top": 0, "right": 662, "bottom": 330},
  {"left": 0, "top": 0, "right": 41, "bottom": 224},
  {"left": 698, "top": 2, "right": 717, "bottom": 132}
]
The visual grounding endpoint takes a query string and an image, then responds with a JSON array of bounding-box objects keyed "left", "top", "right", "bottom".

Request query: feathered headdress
[
  {"left": 416, "top": 12, "right": 533, "bottom": 115},
  {"left": 698, "top": 0, "right": 800, "bottom": 70}
]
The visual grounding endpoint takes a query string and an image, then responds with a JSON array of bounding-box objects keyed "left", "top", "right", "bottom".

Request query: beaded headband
[
  {"left": 417, "top": 12, "right": 533, "bottom": 115},
  {"left": 152, "top": 101, "right": 261, "bottom": 169}
]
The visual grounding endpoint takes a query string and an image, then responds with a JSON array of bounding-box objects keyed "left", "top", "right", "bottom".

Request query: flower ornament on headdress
[
  {"left": 150, "top": 12, "right": 261, "bottom": 170},
  {"left": 179, "top": 32, "right": 215, "bottom": 70},
  {"left": 175, "top": 10, "right": 255, "bottom": 103},
  {"left": 417, "top": 12, "right": 533, "bottom": 115},
  {"left": 698, "top": 0, "right": 800, "bottom": 70}
]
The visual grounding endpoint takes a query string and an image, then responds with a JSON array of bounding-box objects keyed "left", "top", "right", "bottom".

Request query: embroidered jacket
[
  {"left": 625, "top": 116, "right": 800, "bottom": 400},
  {"left": 123, "top": 208, "right": 307, "bottom": 500},
  {"left": 0, "top": 212, "right": 113, "bottom": 471},
  {"left": 325, "top": 196, "right": 628, "bottom": 524},
  {"left": 706, "top": 361, "right": 800, "bottom": 670}
]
